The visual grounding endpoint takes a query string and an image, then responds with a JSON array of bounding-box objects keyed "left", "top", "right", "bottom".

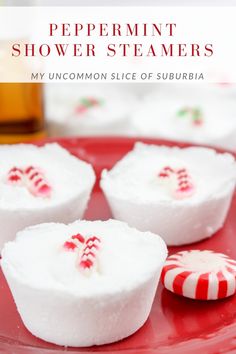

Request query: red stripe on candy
[
  {"left": 9, "top": 175, "right": 21, "bottom": 181},
  {"left": 34, "top": 178, "right": 43, "bottom": 187},
  {"left": 226, "top": 266, "right": 236, "bottom": 275},
  {"left": 64, "top": 241, "right": 77, "bottom": 251},
  {"left": 38, "top": 184, "right": 51, "bottom": 194},
  {"left": 166, "top": 256, "right": 180, "bottom": 261},
  {"left": 25, "top": 166, "right": 34, "bottom": 174},
  {"left": 161, "top": 264, "right": 179, "bottom": 284},
  {"left": 173, "top": 271, "right": 192, "bottom": 296},
  {"left": 217, "top": 271, "right": 228, "bottom": 299},
  {"left": 80, "top": 259, "right": 93, "bottom": 269},
  {"left": 29, "top": 172, "right": 39, "bottom": 180},
  {"left": 87, "top": 236, "right": 100, "bottom": 243},
  {"left": 195, "top": 273, "right": 209, "bottom": 300},
  {"left": 72, "top": 234, "right": 85, "bottom": 244},
  {"left": 227, "top": 260, "right": 236, "bottom": 266},
  {"left": 83, "top": 251, "right": 95, "bottom": 258},
  {"left": 84, "top": 244, "right": 99, "bottom": 252},
  {"left": 226, "top": 258, "right": 236, "bottom": 266},
  {"left": 159, "top": 172, "right": 169, "bottom": 178}
]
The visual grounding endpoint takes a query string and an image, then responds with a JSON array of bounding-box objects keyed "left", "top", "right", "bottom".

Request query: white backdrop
[{"left": 3, "top": 0, "right": 236, "bottom": 6}]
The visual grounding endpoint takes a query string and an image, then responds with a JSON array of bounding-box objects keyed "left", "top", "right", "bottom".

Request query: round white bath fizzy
[
  {"left": 100, "top": 143, "right": 236, "bottom": 246},
  {"left": 161, "top": 250, "right": 236, "bottom": 300},
  {"left": 0, "top": 143, "right": 95, "bottom": 250},
  {"left": 1, "top": 219, "right": 167, "bottom": 347},
  {"left": 46, "top": 84, "right": 136, "bottom": 136}
]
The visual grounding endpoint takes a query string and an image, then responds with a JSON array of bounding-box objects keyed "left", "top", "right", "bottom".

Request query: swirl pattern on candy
[{"left": 161, "top": 250, "right": 236, "bottom": 300}]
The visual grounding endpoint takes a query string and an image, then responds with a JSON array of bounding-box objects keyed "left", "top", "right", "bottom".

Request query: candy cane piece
[
  {"left": 79, "top": 236, "right": 101, "bottom": 273},
  {"left": 25, "top": 166, "right": 52, "bottom": 198},
  {"left": 88, "top": 97, "right": 100, "bottom": 106},
  {"left": 75, "top": 105, "right": 87, "bottom": 115},
  {"left": 63, "top": 233, "right": 85, "bottom": 251},
  {"left": 7, "top": 167, "right": 24, "bottom": 185},
  {"left": 161, "top": 250, "right": 236, "bottom": 300},
  {"left": 158, "top": 166, "right": 175, "bottom": 179},
  {"left": 174, "top": 168, "right": 195, "bottom": 199},
  {"left": 75, "top": 97, "right": 101, "bottom": 115},
  {"left": 158, "top": 166, "right": 195, "bottom": 199},
  {"left": 177, "top": 107, "right": 204, "bottom": 126}
]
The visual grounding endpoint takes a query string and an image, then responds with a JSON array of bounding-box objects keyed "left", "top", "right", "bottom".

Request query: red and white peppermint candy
[
  {"left": 79, "top": 236, "right": 101, "bottom": 274},
  {"left": 158, "top": 166, "right": 195, "bottom": 199},
  {"left": 7, "top": 167, "right": 24, "bottom": 186},
  {"left": 161, "top": 250, "right": 236, "bottom": 300},
  {"left": 25, "top": 166, "right": 52, "bottom": 198}
]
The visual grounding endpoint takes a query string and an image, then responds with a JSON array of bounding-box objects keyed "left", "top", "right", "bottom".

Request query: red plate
[{"left": 1, "top": 137, "right": 236, "bottom": 354}]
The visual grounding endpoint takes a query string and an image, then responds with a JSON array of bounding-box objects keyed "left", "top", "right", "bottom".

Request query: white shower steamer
[
  {"left": 46, "top": 84, "right": 136, "bottom": 136},
  {"left": 131, "top": 86, "right": 236, "bottom": 151},
  {"left": 1, "top": 219, "right": 167, "bottom": 347},
  {"left": 0, "top": 143, "right": 95, "bottom": 251},
  {"left": 100, "top": 143, "right": 236, "bottom": 246}
]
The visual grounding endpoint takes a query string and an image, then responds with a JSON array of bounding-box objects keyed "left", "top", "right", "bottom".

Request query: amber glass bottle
[{"left": 0, "top": 83, "right": 46, "bottom": 144}]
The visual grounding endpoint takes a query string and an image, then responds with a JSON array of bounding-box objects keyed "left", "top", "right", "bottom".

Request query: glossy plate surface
[{"left": 1, "top": 137, "right": 236, "bottom": 354}]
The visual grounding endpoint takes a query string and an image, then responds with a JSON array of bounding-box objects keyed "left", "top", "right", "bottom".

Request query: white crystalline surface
[
  {"left": 1, "top": 219, "right": 167, "bottom": 297},
  {"left": 101, "top": 143, "right": 236, "bottom": 204},
  {"left": 0, "top": 143, "right": 95, "bottom": 210}
]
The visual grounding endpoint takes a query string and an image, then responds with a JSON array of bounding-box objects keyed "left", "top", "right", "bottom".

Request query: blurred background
[
  {"left": 1, "top": 82, "right": 236, "bottom": 152},
  {"left": 2, "top": 0, "right": 236, "bottom": 5}
]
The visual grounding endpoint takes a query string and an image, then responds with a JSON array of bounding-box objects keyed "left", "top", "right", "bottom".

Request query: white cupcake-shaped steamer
[
  {"left": 1, "top": 219, "right": 167, "bottom": 347},
  {"left": 0, "top": 143, "right": 95, "bottom": 251},
  {"left": 131, "top": 85, "right": 236, "bottom": 151},
  {"left": 100, "top": 143, "right": 236, "bottom": 246},
  {"left": 46, "top": 84, "right": 136, "bottom": 136}
]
